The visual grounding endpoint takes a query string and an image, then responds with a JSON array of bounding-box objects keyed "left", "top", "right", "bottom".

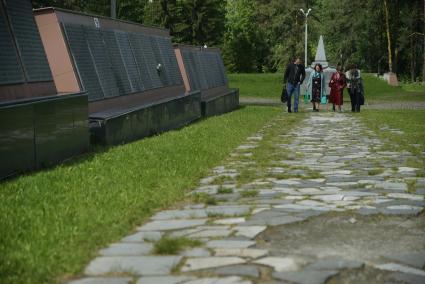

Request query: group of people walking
[{"left": 283, "top": 58, "right": 364, "bottom": 113}]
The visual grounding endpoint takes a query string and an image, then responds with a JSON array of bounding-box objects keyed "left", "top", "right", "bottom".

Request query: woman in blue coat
[{"left": 307, "top": 63, "right": 326, "bottom": 112}]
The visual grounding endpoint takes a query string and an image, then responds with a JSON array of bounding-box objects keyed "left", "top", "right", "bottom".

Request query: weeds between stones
[{"left": 154, "top": 236, "right": 202, "bottom": 255}]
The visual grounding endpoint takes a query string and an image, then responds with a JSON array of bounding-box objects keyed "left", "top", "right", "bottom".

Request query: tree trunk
[{"left": 384, "top": 0, "right": 393, "bottom": 73}]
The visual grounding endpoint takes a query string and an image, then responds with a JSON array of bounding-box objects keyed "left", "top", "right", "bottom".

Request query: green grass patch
[
  {"left": 359, "top": 110, "right": 425, "bottom": 176},
  {"left": 217, "top": 187, "right": 233, "bottom": 194},
  {"left": 191, "top": 192, "right": 218, "bottom": 205},
  {"left": 0, "top": 106, "right": 280, "bottom": 284},
  {"left": 240, "top": 189, "right": 259, "bottom": 198},
  {"left": 228, "top": 73, "right": 283, "bottom": 99},
  {"left": 228, "top": 73, "right": 425, "bottom": 103},
  {"left": 153, "top": 236, "right": 202, "bottom": 255},
  {"left": 368, "top": 168, "right": 385, "bottom": 176},
  {"left": 362, "top": 74, "right": 425, "bottom": 103}
]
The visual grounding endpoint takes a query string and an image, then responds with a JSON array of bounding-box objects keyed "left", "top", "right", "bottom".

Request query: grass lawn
[
  {"left": 359, "top": 110, "right": 425, "bottom": 175},
  {"left": 362, "top": 74, "right": 425, "bottom": 103},
  {"left": 228, "top": 73, "right": 283, "bottom": 99},
  {"left": 0, "top": 106, "right": 281, "bottom": 284},
  {"left": 228, "top": 73, "right": 425, "bottom": 103}
]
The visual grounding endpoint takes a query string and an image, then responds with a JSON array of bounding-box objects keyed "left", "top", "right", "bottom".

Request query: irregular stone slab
[
  {"left": 85, "top": 256, "right": 182, "bottom": 276},
  {"left": 99, "top": 243, "right": 153, "bottom": 256},
  {"left": 69, "top": 277, "right": 132, "bottom": 284},
  {"left": 181, "top": 248, "right": 211, "bottom": 257},
  {"left": 381, "top": 205, "right": 423, "bottom": 215},
  {"left": 321, "top": 170, "right": 352, "bottom": 175},
  {"left": 373, "top": 263, "right": 425, "bottom": 276},
  {"left": 274, "top": 204, "right": 330, "bottom": 212},
  {"left": 326, "top": 182, "right": 358, "bottom": 188},
  {"left": 152, "top": 209, "right": 207, "bottom": 220},
  {"left": 214, "top": 248, "right": 268, "bottom": 259},
  {"left": 121, "top": 231, "right": 162, "bottom": 242},
  {"left": 284, "top": 196, "right": 305, "bottom": 200},
  {"left": 376, "top": 182, "right": 408, "bottom": 191},
  {"left": 340, "top": 191, "right": 378, "bottom": 197},
  {"left": 169, "top": 228, "right": 203, "bottom": 238},
  {"left": 214, "top": 218, "right": 246, "bottom": 225},
  {"left": 136, "top": 276, "right": 194, "bottom": 284},
  {"left": 206, "top": 240, "right": 255, "bottom": 249},
  {"left": 274, "top": 179, "right": 301, "bottom": 185},
  {"left": 390, "top": 272, "right": 425, "bottom": 284},
  {"left": 387, "top": 193, "right": 423, "bottom": 201},
  {"left": 206, "top": 206, "right": 250, "bottom": 216},
  {"left": 188, "top": 229, "right": 232, "bottom": 238},
  {"left": 181, "top": 257, "right": 246, "bottom": 272},
  {"left": 297, "top": 188, "right": 323, "bottom": 195},
  {"left": 138, "top": 219, "right": 207, "bottom": 231},
  {"left": 254, "top": 257, "right": 303, "bottom": 272},
  {"left": 234, "top": 226, "right": 267, "bottom": 238},
  {"left": 273, "top": 270, "right": 339, "bottom": 284},
  {"left": 384, "top": 253, "right": 425, "bottom": 269},
  {"left": 398, "top": 167, "right": 418, "bottom": 173},
  {"left": 252, "top": 208, "right": 269, "bottom": 214},
  {"left": 312, "top": 195, "right": 344, "bottom": 202},
  {"left": 305, "top": 256, "right": 363, "bottom": 270},
  {"left": 296, "top": 200, "right": 327, "bottom": 207},
  {"left": 184, "top": 276, "right": 251, "bottom": 284},
  {"left": 214, "top": 265, "right": 260, "bottom": 278}
]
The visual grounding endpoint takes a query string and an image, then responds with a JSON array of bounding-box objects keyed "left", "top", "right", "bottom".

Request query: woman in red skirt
[{"left": 329, "top": 65, "right": 346, "bottom": 112}]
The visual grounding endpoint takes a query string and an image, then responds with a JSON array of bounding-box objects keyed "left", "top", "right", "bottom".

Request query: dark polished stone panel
[
  {"left": 115, "top": 31, "right": 144, "bottom": 93},
  {"left": 90, "top": 91, "right": 201, "bottom": 146},
  {"left": 102, "top": 30, "right": 132, "bottom": 96},
  {"left": 0, "top": 5, "right": 24, "bottom": 85},
  {"left": 6, "top": 0, "right": 53, "bottom": 82},
  {"left": 0, "top": 94, "right": 89, "bottom": 180},
  {"left": 62, "top": 23, "right": 104, "bottom": 101},
  {"left": 84, "top": 26, "right": 119, "bottom": 99},
  {"left": 0, "top": 103, "right": 35, "bottom": 178},
  {"left": 202, "top": 89, "right": 239, "bottom": 118}
]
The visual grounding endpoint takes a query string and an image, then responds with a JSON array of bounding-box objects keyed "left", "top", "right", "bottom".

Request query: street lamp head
[
  {"left": 306, "top": 8, "right": 312, "bottom": 16},
  {"left": 300, "top": 8, "right": 305, "bottom": 14}
]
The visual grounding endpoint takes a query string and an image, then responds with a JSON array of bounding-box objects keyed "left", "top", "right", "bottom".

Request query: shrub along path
[{"left": 69, "top": 111, "right": 425, "bottom": 284}]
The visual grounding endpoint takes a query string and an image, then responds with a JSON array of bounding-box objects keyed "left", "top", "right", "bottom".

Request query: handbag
[
  {"left": 280, "top": 86, "right": 288, "bottom": 103},
  {"left": 304, "top": 91, "right": 310, "bottom": 104},
  {"left": 320, "top": 95, "right": 327, "bottom": 104}
]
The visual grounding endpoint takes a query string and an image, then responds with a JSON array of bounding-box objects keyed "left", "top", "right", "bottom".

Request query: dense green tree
[
  {"left": 222, "top": 0, "right": 266, "bottom": 72},
  {"left": 30, "top": 0, "right": 425, "bottom": 80}
]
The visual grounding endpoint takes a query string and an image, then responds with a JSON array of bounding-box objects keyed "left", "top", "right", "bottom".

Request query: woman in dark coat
[
  {"left": 329, "top": 65, "right": 346, "bottom": 112},
  {"left": 307, "top": 63, "right": 325, "bottom": 112},
  {"left": 346, "top": 64, "right": 364, "bottom": 112}
]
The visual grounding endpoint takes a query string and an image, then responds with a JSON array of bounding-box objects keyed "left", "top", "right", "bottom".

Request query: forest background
[{"left": 32, "top": 0, "right": 425, "bottom": 82}]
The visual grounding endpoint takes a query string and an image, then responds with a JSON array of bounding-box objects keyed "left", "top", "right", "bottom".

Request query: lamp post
[{"left": 300, "top": 8, "right": 312, "bottom": 66}]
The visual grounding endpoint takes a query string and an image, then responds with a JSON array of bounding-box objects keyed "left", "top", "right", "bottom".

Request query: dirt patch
[{"left": 256, "top": 212, "right": 425, "bottom": 263}]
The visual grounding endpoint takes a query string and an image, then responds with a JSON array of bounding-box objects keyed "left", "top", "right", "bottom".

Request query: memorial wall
[
  {"left": 175, "top": 45, "right": 238, "bottom": 117},
  {"left": 0, "top": 0, "right": 88, "bottom": 179}
]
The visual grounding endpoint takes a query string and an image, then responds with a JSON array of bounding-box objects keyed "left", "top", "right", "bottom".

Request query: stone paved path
[{"left": 70, "top": 113, "right": 425, "bottom": 284}]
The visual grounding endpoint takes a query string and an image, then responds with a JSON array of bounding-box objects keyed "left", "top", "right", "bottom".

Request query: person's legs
[
  {"left": 293, "top": 84, "right": 300, "bottom": 112},
  {"left": 348, "top": 88, "right": 355, "bottom": 112},
  {"left": 286, "top": 83, "right": 295, "bottom": 112},
  {"left": 355, "top": 90, "right": 361, "bottom": 112}
]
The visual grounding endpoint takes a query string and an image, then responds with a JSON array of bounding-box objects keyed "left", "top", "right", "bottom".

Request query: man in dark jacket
[{"left": 284, "top": 58, "right": 306, "bottom": 113}]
